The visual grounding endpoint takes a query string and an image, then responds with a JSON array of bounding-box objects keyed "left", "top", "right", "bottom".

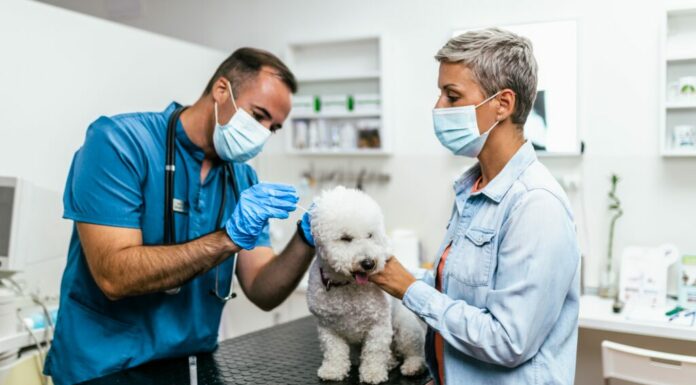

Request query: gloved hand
[
  {"left": 299, "top": 205, "right": 315, "bottom": 248},
  {"left": 225, "top": 183, "right": 298, "bottom": 250}
]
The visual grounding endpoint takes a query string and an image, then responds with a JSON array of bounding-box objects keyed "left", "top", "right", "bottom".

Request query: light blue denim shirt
[{"left": 403, "top": 141, "right": 580, "bottom": 385}]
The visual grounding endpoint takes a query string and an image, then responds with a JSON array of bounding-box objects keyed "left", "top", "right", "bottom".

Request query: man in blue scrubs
[{"left": 44, "top": 48, "right": 317, "bottom": 385}]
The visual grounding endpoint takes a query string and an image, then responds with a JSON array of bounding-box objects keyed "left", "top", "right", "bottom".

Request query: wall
[
  {"left": 0, "top": 0, "right": 226, "bottom": 294},
  {"left": 201, "top": 3, "right": 696, "bottom": 382},
  {"left": 220, "top": 0, "right": 696, "bottom": 291},
  {"left": 41, "top": 0, "right": 696, "bottom": 288},
  {"left": 19, "top": 0, "right": 696, "bottom": 383}
]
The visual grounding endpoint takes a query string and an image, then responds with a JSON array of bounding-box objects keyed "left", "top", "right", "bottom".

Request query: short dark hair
[{"left": 203, "top": 47, "right": 297, "bottom": 95}]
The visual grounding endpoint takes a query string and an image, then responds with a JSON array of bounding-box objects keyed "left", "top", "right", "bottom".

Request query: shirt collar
[
  {"left": 453, "top": 141, "right": 537, "bottom": 207},
  {"left": 164, "top": 102, "right": 206, "bottom": 162}
]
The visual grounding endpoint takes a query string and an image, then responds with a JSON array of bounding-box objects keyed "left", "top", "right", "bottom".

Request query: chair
[{"left": 601, "top": 340, "right": 696, "bottom": 385}]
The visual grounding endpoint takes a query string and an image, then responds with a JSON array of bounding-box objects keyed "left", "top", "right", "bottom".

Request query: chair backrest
[{"left": 601, "top": 340, "right": 696, "bottom": 385}]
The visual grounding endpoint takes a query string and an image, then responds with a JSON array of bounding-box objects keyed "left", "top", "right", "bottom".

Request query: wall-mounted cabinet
[
  {"left": 284, "top": 36, "right": 389, "bottom": 156},
  {"left": 661, "top": 8, "right": 696, "bottom": 157}
]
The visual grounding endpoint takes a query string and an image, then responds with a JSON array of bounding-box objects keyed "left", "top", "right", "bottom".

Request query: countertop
[{"left": 579, "top": 295, "right": 696, "bottom": 341}]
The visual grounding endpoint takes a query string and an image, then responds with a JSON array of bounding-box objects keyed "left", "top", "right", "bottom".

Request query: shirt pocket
[
  {"left": 447, "top": 227, "right": 496, "bottom": 287},
  {"left": 59, "top": 292, "right": 140, "bottom": 381}
]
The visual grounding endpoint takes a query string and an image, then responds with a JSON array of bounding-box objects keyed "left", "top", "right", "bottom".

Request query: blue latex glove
[
  {"left": 225, "top": 183, "right": 298, "bottom": 250},
  {"left": 299, "top": 206, "right": 315, "bottom": 248}
]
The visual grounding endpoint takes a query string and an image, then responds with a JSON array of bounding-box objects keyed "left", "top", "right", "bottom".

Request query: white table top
[
  {"left": 0, "top": 328, "right": 50, "bottom": 355},
  {"left": 579, "top": 295, "right": 696, "bottom": 342}
]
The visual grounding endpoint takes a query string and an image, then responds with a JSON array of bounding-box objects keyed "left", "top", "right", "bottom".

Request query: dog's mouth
[
  {"left": 350, "top": 257, "right": 379, "bottom": 285},
  {"left": 352, "top": 272, "right": 370, "bottom": 285}
]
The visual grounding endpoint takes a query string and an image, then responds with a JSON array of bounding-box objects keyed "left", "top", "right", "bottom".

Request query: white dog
[{"left": 306, "top": 186, "right": 426, "bottom": 384}]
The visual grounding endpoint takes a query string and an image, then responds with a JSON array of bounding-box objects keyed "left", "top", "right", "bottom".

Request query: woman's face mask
[
  {"left": 432, "top": 91, "right": 501, "bottom": 158},
  {"left": 212, "top": 81, "right": 271, "bottom": 163}
]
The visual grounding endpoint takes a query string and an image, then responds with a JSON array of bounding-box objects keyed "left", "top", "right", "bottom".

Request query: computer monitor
[
  {"left": 0, "top": 177, "right": 20, "bottom": 272},
  {"left": 0, "top": 177, "right": 70, "bottom": 293}
]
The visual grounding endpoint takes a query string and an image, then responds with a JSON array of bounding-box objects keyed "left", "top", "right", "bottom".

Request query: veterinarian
[
  {"left": 370, "top": 28, "right": 580, "bottom": 385},
  {"left": 45, "top": 48, "right": 317, "bottom": 385}
]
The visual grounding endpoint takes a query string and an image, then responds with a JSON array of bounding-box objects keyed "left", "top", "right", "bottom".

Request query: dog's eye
[
  {"left": 367, "top": 233, "right": 373, "bottom": 239},
  {"left": 339, "top": 235, "right": 353, "bottom": 242}
]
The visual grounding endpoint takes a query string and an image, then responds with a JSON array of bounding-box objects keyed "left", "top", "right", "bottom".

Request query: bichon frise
[{"left": 306, "top": 186, "right": 426, "bottom": 384}]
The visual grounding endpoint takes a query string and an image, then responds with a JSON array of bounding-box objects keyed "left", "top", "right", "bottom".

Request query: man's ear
[
  {"left": 211, "top": 77, "right": 231, "bottom": 105},
  {"left": 495, "top": 89, "right": 516, "bottom": 122}
]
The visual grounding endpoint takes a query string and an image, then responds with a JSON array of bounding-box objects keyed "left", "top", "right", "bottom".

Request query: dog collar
[{"left": 319, "top": 268, "right": 351, "bottom": 291}]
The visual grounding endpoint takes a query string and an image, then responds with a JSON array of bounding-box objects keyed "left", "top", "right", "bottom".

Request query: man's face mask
[{"left": 212, "top": 81, "right": 271, "bottom": 163}]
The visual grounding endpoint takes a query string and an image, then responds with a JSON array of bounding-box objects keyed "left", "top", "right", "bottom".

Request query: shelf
[
  {"left": 296, "top": 71, "right": 381, "bottom": 83},
  {"left": 666, "top": 53, "right": 696, "bottom": 62},
  {"left": 286, "top": 36, "right": 386, "bottom": 157},
  {"left": 291, "top": 111, "right": 381, "bottom": 119},
  {"left": 665, "top": 101, "right": 696, "bottom": 110},
  {"left": 662, "top": 148, "right": 696, "bottom": 157},
  {"left": 287, "top": 148, "right": 390, "bottom": 157},
  {"left": 537, "top": 150, "right": 583, "bottom": 158},
  {"left": 662, "top": 8, "right": 696, "bottom": 156},
  {"left": 666, "top": 101, "right": 696, "bottom": 109},
  {"left": 668, "top": 6, "right": 696, "bottom": 17}
]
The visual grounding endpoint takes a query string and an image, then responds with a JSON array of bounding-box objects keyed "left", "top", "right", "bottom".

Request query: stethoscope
[{"left": 164, "top": 106, "right": 238, "bottom": 302}]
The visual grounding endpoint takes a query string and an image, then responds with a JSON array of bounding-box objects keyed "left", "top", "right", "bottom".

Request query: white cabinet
[
  {"left": 284, "top": 36, "right": 390, "bottom": 156},
  {"left": 661, "top": 7, "right": 696, "bottom": 157}
]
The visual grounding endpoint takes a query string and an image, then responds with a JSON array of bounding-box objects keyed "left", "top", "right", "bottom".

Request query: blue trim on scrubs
[{"left": 45, "top": 102, "right": 270, "bottom": 385}]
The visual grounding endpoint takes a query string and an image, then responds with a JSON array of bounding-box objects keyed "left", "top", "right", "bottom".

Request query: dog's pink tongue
[{"left": 355, "top": 273, "right": 369, "bottom": 285}]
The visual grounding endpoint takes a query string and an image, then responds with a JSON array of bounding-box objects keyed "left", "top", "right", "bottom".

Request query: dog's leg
[
  {"left": 393, "top": 321, "right": 426, "bottom": 376},
  {"left": 317, "top": 325, "right": 351, "bottom": 381},
  {"left": 359, "top": 320, "right": 392, "bottom": 384},
  {"left": 392, "top": 304, "right": 427, "bottom": 376}
]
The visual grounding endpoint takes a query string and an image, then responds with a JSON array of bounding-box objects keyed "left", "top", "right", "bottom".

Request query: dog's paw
[
  {"left": 359, "top": 364, "right": 389, "bottom": 384},
  {"left": 400, "top": 356, "right": 426, "bottom": 376},
  {"left": 387, "top": 354, "right": 398, "bottom": 371},
  {"left": 317, "top": 362, "right": 350, "bottom": 381}
]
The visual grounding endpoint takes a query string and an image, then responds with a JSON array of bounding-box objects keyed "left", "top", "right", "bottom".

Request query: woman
[{"left": 370, "top": 28, "right": 580, "bottom": 385}]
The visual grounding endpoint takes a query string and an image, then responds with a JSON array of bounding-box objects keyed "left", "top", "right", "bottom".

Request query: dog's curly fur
[{"left": 306, "top": 186, "right": 426, "bottom": 384}]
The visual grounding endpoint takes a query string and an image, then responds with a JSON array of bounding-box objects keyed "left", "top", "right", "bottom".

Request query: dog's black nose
[{"left": 360, "top": 259, "right": 375, "bottom": 271}]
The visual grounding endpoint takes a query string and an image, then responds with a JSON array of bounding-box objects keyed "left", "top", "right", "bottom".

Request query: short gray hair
[{"left": 435, "top": 27, "right": 538, "bottom": 125}]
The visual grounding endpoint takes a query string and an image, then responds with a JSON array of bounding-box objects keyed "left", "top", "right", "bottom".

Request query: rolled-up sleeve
[{"left": 403, "top": 189, "right": 579, "bottom": 368}]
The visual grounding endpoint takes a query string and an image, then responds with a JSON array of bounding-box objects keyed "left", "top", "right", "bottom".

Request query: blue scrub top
[{"left": 44, "top": 102, "right": 270, "bottom": 385}]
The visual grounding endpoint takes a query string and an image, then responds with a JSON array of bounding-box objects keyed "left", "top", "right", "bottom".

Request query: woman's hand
[{"left": 369, "top": 256, "right": 417, "bottom": 299}]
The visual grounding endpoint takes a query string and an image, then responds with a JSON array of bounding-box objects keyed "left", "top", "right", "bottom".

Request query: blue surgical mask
[
  {"left": 212, "top": 81, "right": 271, "bottom": 163},
  {"left": 433, "top": 91, "right": 501, "bottom": 157}
]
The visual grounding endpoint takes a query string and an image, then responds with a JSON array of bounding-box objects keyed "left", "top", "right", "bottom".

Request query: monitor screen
[{"left": 0, "top": 185, "right": 15, "bottom": 257}]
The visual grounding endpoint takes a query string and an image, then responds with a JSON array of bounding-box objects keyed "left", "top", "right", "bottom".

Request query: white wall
[
  {"left": 18, "top": 0, "right": 696, "bottom": 383},
  {"left": 229, "top": 0, "right": 696, "bottom": 291},
  {"left": 48, "top": 0, "right": 696, "bottom": 289},
  {"left": 0, "top": 0, "right": 226, "bottom": 294}
]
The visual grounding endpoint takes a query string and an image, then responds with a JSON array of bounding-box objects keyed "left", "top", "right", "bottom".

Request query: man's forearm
[
  {"left": 246, "top": 231, "right": 315, "bottom": 310},
  {"left": 100, "top": 230, "right": 239, "bottom": 299}
]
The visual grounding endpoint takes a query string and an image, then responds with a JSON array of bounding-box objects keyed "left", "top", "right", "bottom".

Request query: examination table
[{"left": 83, "top": 316, "right": 432, "bottom": 385}]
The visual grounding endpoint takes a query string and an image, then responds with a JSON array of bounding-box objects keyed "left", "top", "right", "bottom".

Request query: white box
[
  {"left": 320, "top": 94, "right": 348, "bottom": 113},
  {"left": 353, "top": 93, "right": 381, "bottom": 113}
]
